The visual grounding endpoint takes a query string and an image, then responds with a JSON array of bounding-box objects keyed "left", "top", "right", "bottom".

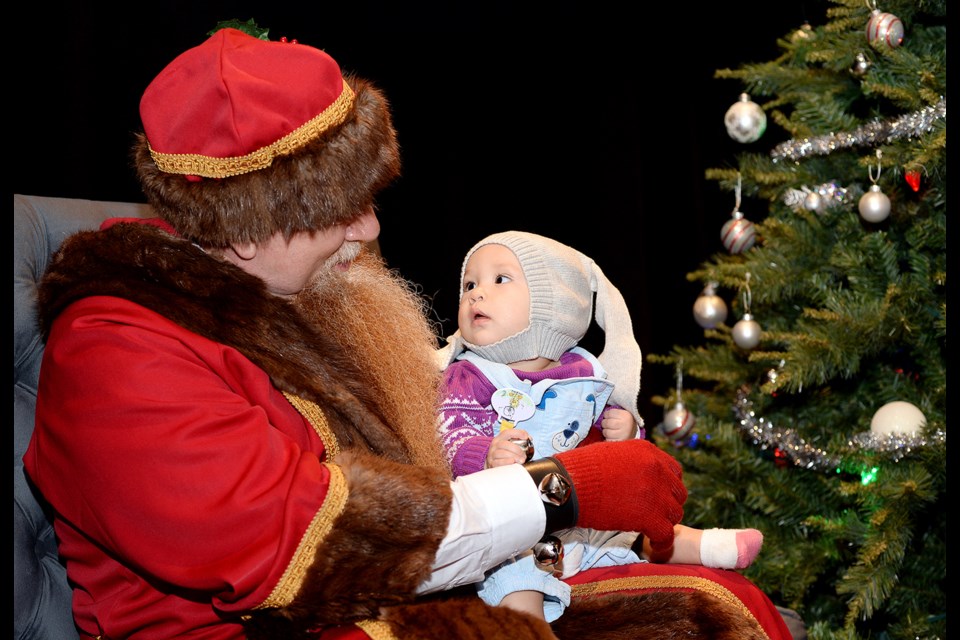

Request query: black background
[{"left": 13, "top": 2, "right": 826, "bottom": 421}]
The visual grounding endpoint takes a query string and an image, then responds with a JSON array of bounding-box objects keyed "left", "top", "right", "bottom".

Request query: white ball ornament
[
  {"left": 858, "top": 184, "right": 891, "bottom": 222},
  {"left": 870, "top": 401, "right": 926, "bottom": 436},
  {"left": 732, "top": 314, "right": 762, "bottom": 349},
  {"left": 693, "top": 283, "right": 728, "bottom": 329},
  {"left": 725, "top": 93, "right": 767, "bottom": 143}
]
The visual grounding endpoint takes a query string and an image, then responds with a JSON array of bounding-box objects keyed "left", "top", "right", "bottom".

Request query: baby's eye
[
  {"left": 463, "top": 281, "right": 477, "bottom": 292},
  {"left": 495, "top": 275, "right": 513, "bottom": 284}
]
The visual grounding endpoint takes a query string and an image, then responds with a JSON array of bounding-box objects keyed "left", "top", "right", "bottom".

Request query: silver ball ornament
[
  {"left": 693, "top": 285, "right": 728, "bottom": 329},
  {"left": 803, "top": 191, "right": 825, "bottom": 213},
  {"left": 732, "top": 313, "right": 762, "bottom": 349},
  {"left": 851, "top": 52, "right": 872, "bottom": 76},
  {"left": 858, "top": 185, "right": 891, "bottom": 223},
  {"left": 659, "top": 402, "right": 695, "bottom": 441},
  {"left": 724, "top": 93, "right": 767, "bottom": 143},
  {"left": 866, "top": 9, "right": 904, "bottom": 49},
  {"left": 721, "top": 212, "right": 756, "bottom": 254}
]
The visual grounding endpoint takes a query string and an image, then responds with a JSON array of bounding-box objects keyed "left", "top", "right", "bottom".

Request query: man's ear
[{"left": 230, "top": 241, "right": 257, "bottom": 260}]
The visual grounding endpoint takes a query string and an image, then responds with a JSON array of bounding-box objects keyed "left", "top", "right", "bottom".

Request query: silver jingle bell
[
  {"left": 533, "top": 535, "right": 564, "bottom": 566},
  {"left": 538, "top": 472, "right": 572, "bottom": 506},
  {"left": 507, "top": 437, "right": 535, "bottom": 463}
]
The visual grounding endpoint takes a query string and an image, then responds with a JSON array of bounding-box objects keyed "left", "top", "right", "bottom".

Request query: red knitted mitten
[{"left": 556, "top": 439, "right": 686, "bottom": 555}]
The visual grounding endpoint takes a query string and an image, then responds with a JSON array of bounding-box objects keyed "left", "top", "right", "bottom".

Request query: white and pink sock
[{"left": 699, "top": 528, "right": 763, "bottom": 570}]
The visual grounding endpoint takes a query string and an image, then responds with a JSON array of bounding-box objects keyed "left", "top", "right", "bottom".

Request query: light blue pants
[{"left": 476, "top": 527, "right": 642, "bottom": 622}]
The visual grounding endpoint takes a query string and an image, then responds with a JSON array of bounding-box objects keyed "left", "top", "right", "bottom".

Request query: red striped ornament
[
  {"left": 660, "top": 402, "right": 695, "bottom": 441},
  {"left": 866, "top": 9, "right": 904, "bottom": 49},
  {"left": 721, "top": 212, "right": 756, "bottom": 254}
]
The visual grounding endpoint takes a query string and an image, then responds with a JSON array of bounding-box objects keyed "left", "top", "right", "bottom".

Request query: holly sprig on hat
[{"left": 208, "top": 18, "right": 269, "bottom": 40}]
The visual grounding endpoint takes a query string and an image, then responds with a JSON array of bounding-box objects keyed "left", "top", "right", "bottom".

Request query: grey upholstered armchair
[{"left": 14, "top": 195, "right": 153, "bottom": 640}]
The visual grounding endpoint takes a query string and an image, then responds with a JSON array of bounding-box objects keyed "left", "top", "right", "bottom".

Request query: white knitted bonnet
[{"left": 438, "top": 231, "right": 643, "bottom": 427}]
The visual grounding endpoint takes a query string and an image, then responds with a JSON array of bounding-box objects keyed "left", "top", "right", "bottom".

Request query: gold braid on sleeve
[{"left": 283, "top": 392, "right": 341, "bottom": 459}]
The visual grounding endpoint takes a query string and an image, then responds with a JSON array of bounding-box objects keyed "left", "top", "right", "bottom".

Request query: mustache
[
  {"left": 327, "top": 241, "right": 363, "bottom": 267},
  {"left": 302, "top": 241, "right": 368, "bottom": 294}
]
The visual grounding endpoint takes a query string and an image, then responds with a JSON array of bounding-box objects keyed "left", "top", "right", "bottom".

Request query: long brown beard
[{"left": 294, "top": 248, "right": 449, "bottom": 473}]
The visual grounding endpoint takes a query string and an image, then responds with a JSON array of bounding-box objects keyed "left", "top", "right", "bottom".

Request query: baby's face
[{"left": 458, "top": 244, "right": 530, "bottom": 346}]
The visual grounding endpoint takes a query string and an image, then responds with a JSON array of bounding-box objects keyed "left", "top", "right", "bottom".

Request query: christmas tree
[{"left": 647, "top": 1, "right": 946, "bottom": 638}]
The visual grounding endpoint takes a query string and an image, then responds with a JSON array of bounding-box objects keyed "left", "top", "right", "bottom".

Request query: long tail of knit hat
[{"left": 438, "top": 231, "right": 643, "bottom": 428}]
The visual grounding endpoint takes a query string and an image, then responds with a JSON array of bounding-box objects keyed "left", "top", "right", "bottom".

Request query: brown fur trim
[
  {"left": 39, "top": 223, "right": 410, "bottom": 463},
  {"left": 380, "top": 596, "right": 558, "bottom": 640},
  {"left": 552, "top": 589, "right": 769, "bottom": 640},
  {"left": 132, "top": 76, "right": 400, "bottom": 247},
  {"left": 245, "top": 450, "right": 453, "bottom": 635}
]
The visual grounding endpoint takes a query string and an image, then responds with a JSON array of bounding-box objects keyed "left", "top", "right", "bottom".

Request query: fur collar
[{"left": 39, "top": 220, "right": 412, "bottom": 462}]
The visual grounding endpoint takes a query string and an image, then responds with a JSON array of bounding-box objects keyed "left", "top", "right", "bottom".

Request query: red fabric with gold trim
[{"left": 564, "top": 563, "right": 793, "bottom": 640}]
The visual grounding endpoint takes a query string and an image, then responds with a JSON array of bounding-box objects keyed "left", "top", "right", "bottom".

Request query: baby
[{"left": 436, "top": 231, "right": 762, "bottom": 623}]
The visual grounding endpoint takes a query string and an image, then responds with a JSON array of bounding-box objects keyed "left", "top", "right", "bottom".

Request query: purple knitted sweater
[{"left": 437, "top": 351, "right": 613, "bottom": 479}]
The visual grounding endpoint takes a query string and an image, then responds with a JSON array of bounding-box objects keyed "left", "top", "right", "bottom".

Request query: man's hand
[{"left": 600, "top": 408, "right": 636, "bottom": 442}]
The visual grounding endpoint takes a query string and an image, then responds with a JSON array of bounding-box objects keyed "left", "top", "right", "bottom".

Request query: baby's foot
[{"left": 699, "top": 528, "right": 763, "bottom": 570}]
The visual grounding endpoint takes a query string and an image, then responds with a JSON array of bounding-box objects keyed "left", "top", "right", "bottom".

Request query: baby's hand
[
  {"left": 487, "top": 428, "right": 533, "bottom": 468},
  {"left": 601, "top": 408, "right": 637, "bottom": 442}
]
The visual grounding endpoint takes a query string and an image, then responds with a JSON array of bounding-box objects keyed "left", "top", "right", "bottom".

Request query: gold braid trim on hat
[
  {"left": 571, "top": 575, "right": 770, "bottom": 640},
  {"left": 148, "top": 80, "right": 356, "bottom": 178},
  {"left": 283, "top": 392, "right": 341, "bottom": 459},
  {"left": 257, "top": 462, "right": 349, "bottom": 609}
]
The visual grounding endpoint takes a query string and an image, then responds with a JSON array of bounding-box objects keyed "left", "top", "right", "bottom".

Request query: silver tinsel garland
[
  {"left": 733, "top": 387, "right": 946, "bottom": 471},
  {"left": 782, "top": 181, "right": 852, "bottom": 210},
  {"left": 771, "top": 97, "right": 946, "bottom": 162}
]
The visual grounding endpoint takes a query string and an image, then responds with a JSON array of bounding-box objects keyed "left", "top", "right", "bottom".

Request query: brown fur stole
[{"left": 39, "top": 222, "right": 410, "bottom": 463}]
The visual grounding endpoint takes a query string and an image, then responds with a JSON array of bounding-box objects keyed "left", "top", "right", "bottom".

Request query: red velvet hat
[{"left": 133, "top": 28, "right": 400, "bottom": 246}]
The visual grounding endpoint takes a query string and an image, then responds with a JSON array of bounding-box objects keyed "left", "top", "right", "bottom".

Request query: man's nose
[{"left": 345, "top": 206, "right": 380, "bottom": 243}]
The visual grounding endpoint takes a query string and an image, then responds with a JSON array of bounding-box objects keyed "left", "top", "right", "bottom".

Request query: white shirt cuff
[{"left": 416, "top": 464, "right": 545, "bottom": 594}]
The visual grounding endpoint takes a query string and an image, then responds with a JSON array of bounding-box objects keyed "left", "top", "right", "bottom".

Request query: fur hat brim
[{"left": 132, "top": 75, "right": 400, "bottom": 247}]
